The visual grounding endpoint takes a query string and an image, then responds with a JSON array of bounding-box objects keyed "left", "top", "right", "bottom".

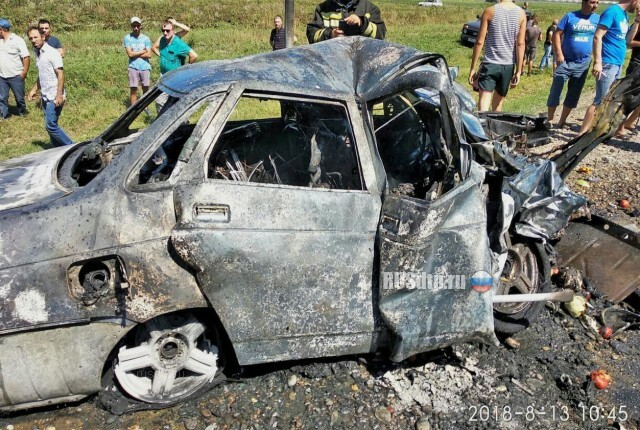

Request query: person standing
[
  {"left": 307, "top": 0, "right": 386, "bottom": 43},
  {"left": 469, "top": 0, "right": 527, "bottom": 112},
  {"left": 546, "top": 0, "right": 600, "bottom": 128},
  {"left": 579, "top": 0, "right": 640, "bottom": 134},
  {"left": 37, "top": 19, "right": 63, "bottom": 57},
  {"left": 0, "top": 18, "right": 30, "bottom": 119},
  {"left": 523, "top": 1, "right": 534, "bottom": 25},
  {"left": 539, "top": 19, "right": 558, "bottom": 70},
  {"left": 525, "top": 15, "right": 542, "bottom": 75},
  {"left": 270, "top": 16, "right": 286, "bottom": 50},
  {"left": 151, "top": 17, "right": 190, "bottom": 59},
  {"left": 26, "top": 26, "right": 74, "bottom": 147},
  {"left": 153, "top": 19, "right": 197, "bottom": 75},
  {"left": 124, "top": 16, "right": 152, "bottom": 106},
  {"left": 617, "top": 13, "right": 640, "bottom": 134},
  {"left": 152, "top": 19, "right": 197, "bottom": 113}
]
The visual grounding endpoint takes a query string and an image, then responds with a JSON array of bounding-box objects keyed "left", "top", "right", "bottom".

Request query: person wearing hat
[
  {"left": 0, "top": 18, "right": 30, "bottom": 119},
  {"left": 124, "top": 16, "right": 152, "bottom": 106}
]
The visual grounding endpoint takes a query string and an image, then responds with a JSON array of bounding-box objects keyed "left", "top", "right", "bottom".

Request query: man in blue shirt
[
  {"left": 580, "top": 0, "right": 640, "bottom": 134},
  {"left": 124, "top": 16, "right": 152, "bottom": 106},
  {"left": 546, "top": 0, "right": 600, "bottom": 128}
]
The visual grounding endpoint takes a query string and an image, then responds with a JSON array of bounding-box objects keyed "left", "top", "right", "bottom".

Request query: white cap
[{"left": 130, "top": 17, "right": 142, "bottom": 24}]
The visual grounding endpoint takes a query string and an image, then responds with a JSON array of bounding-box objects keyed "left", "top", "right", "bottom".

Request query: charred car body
[{"left": 0, "top": 38, "right": 585, "bottom": 414}]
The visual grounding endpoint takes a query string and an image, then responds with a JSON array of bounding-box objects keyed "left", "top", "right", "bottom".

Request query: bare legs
[{"left": 478, "top": 90, "right": 506, "bottom": 112}]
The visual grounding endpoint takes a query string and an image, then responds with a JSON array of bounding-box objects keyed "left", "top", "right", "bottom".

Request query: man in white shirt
[
  {"left": 0, "top": 18, "right": 30, "bottom": 119},
  {"left": 27, "top": 26, "right": 74, "bottom": 147}
]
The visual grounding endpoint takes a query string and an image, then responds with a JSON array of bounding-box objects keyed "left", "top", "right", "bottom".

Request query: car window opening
[
  {"left": 208, "top": 96, "right": 363, "bottom": 190},
  {"left": 371, "top": 91, "right": 449, "bottom": 201},
  {"left": 137, "top": 98, "right": 219, "bottom": 185},
  {"left": 57, "top": 90, "right": 177, "bottom": 188}
]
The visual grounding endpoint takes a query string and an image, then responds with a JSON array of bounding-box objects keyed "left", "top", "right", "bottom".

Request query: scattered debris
[
  {"left": 564, "top": 295, "right": 587, "bottom": 318},
  {"left": 381, "top": 359, "right": 497, "bottom": 414},
  {"left": 599, "top": 325, "right": 614, "bottom": 339},
  {"left": 576, "top": 166, "right": 593, "bottom": 174},
  {"left": 609, "top": 340, "right": 633, "bottom": 355},
  {"left": 556, "top": 267, "right": 585, "bottom": 291},
  {"left": 504, "top": 337, "right": 521, "bottom": 349},
  {"left": 601, "top": 308, "right": 640, "bottom": 337},
  {"left": 590, "top": 369, "right": 611, "bottom": 390},
  {"left": 511, "top": 378, "right": 534, "bottom": 396}
]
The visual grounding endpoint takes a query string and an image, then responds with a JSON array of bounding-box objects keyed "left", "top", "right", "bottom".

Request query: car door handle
[{"left": 194, "top": 204, "right": 230, "bottom": 223}]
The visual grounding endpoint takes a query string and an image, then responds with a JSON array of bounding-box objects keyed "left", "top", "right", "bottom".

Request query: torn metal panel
[
  {"left": 470, "top": 141, "right": 586, "bottom": 242},
  {"left": 477, "top": 112, "right": 551, "bottom": 147},
  {"left": 378, "top": 162, "right": 498, "bottom": 362},
  {"left": 502, "top": 159, "right": 587, "bottom": 240},
  {"left": 554, "top": 214, "right": 640, "bottom": 303}
]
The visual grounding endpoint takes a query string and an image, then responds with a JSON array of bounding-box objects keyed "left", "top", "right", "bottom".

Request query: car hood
[{"left": 0, "top": 147, "right": 70, "bottom": 212}]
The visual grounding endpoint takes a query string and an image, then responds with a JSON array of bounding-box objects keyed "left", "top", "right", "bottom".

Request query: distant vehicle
[
  {"left": 461, "top": 18, "right": 480, "bottom": 46},
  {"left": 419, "top": 0, "right": 443, "bottom": 6}
]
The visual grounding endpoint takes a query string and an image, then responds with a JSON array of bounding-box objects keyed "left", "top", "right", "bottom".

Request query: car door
[
  {"left": 369, "top": 89, "right": 498, "bottom": 362},
  {"left": 170, "top": 91, "right": 382, "bottom": 365}
]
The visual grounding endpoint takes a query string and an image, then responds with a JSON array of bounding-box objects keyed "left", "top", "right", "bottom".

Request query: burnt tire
[
  {"left": 493, "top": 239, "right": 551, "bottom": 335},
  {"left": 99, "top": 312, "right": 226, "bottom": 415}
]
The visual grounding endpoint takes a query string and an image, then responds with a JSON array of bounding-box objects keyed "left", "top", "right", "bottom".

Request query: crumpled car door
[{"left": 378, "top": 162, "right": 498, "bottom": 362}]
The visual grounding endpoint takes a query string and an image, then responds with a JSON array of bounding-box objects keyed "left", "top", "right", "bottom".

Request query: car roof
[{"left": 158, "top": 37, "right": 424, "bottom": 99}]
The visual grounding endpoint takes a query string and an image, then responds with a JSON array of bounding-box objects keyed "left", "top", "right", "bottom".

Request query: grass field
[{"left": 0, "top": 0, "right": 616, "bottom": 161}]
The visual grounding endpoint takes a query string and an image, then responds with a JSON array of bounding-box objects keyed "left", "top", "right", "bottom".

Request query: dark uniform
[
  {"left": 306, "top": 0, "right": 386, "bottom": 44},
  {"left": 270, "top": 27, "right": 286, "bottom": 50}
]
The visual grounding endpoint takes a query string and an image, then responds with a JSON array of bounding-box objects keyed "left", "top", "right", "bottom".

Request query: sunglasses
[{"left": 162, "top": 29, "right": 171, "bottom": 33}]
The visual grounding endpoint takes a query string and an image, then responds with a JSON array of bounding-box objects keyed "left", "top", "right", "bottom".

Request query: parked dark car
[
  {"left": 461, "top": 18, "right": 480, "bottom": 46},
  {"left": 0, "top": 37, "right": 584, "bottom": 415}
]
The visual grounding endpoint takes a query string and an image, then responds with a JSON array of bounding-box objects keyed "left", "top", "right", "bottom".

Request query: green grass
[{"left": 0, "top": 0, "right": 613, "bottom": 161}]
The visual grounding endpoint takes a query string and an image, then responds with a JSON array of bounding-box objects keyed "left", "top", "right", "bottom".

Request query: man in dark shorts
[
  {"left": 469, "top": 0, "right": 527, "bottom": 111},
  {"left": 525, "top": 15, "right": 542, "bottom": 75}
]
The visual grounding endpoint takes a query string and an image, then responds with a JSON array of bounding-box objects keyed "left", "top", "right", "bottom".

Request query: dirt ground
[{"left": 2, "top": 98, "right": 640, "bottom": 430}]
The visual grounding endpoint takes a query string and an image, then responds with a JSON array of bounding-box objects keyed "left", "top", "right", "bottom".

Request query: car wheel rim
[
  {"left": 114, "top": 313, "right": 219, "bottom": 403},
  {"left": 495, "top": 243, "right": 540, "bottom": 315}
]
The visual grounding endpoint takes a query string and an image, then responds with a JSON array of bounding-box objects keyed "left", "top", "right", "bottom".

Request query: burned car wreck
[{"left": 0, "top": 37, "right": 586, "bottom": 414}]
